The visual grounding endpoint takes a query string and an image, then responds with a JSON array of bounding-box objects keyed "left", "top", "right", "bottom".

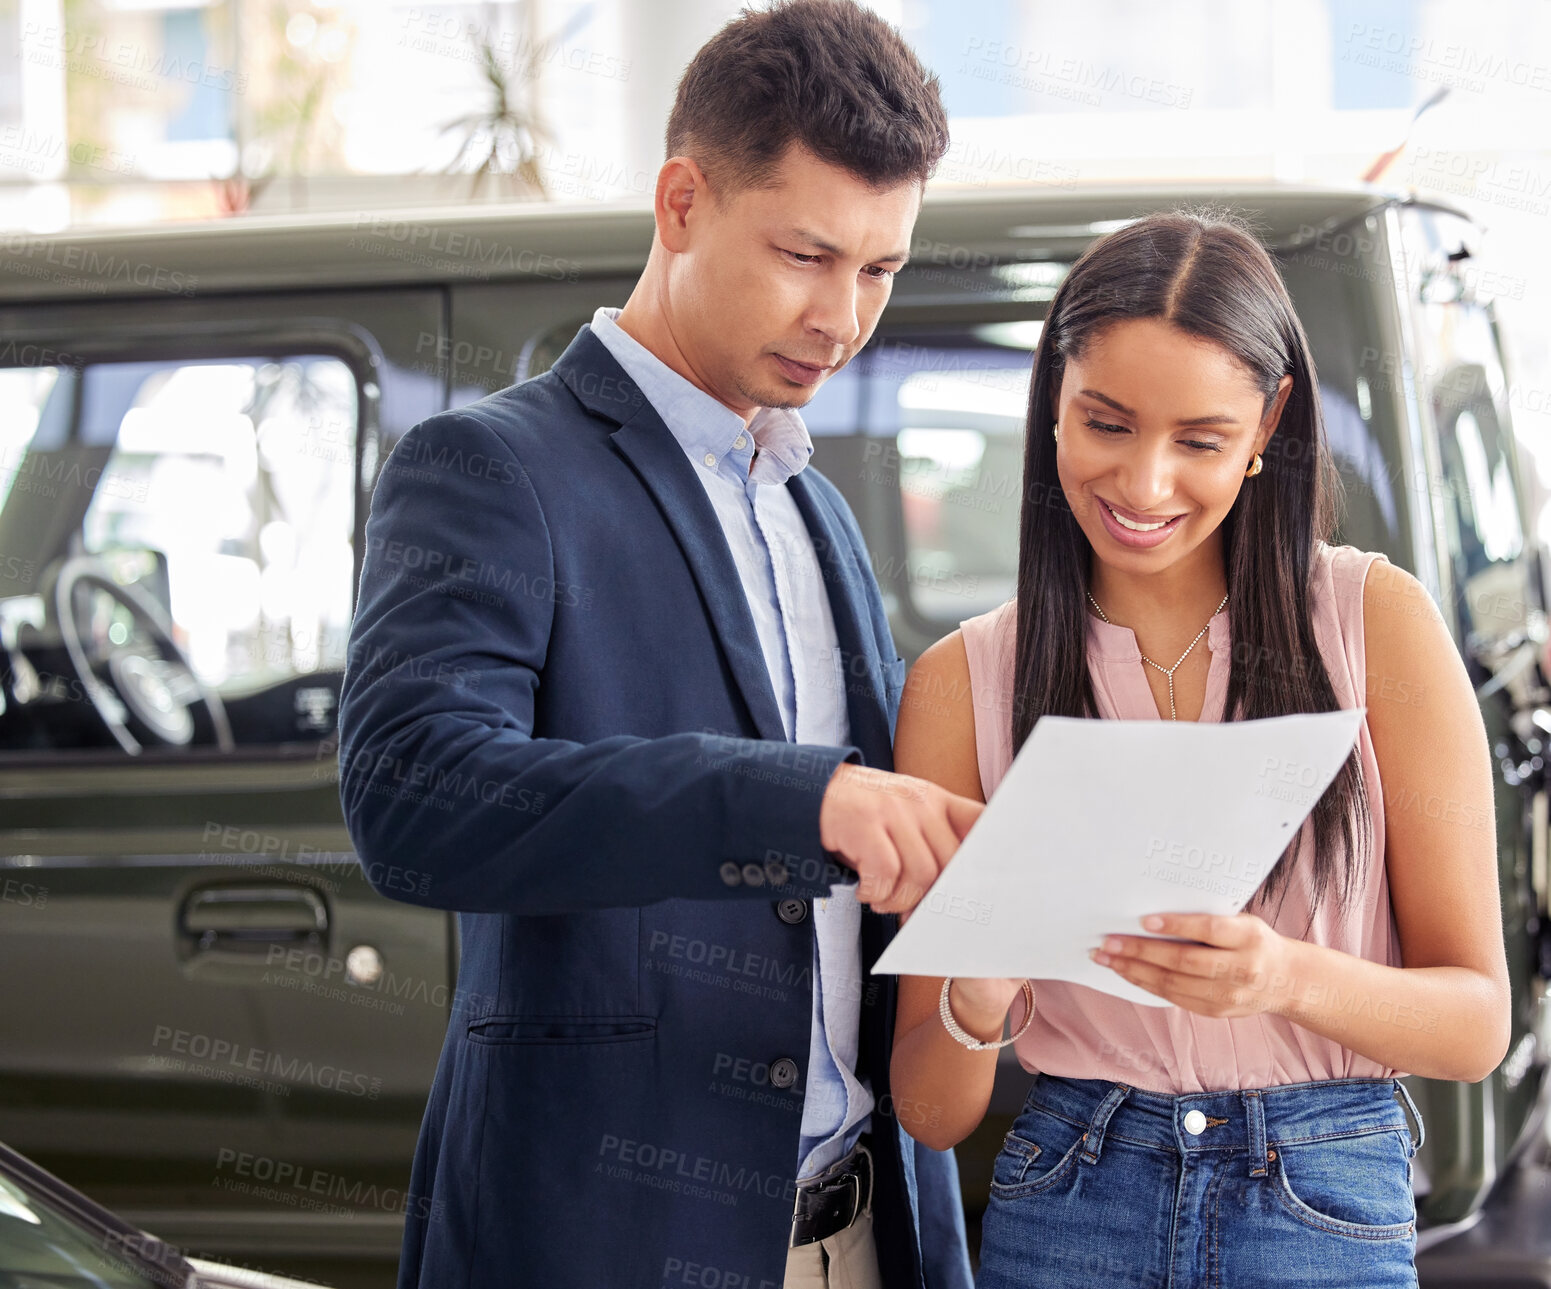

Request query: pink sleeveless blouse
[{"left": 958, "top": 542, "right": 1404, "bottom": 1093}]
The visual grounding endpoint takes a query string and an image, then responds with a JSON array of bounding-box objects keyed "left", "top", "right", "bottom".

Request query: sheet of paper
[{"left": 872, "top": 708, "right": 1364, "bottom": 1007}]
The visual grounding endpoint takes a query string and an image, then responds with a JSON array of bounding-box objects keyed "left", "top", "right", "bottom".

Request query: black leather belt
[{"left": 790, "top": 1139, "right": 872, "bottom": 1249}]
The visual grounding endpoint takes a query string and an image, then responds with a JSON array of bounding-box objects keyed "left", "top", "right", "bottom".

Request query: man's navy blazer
[{"left": 338, "top": 325, "right": 972, "bottom": 1289}]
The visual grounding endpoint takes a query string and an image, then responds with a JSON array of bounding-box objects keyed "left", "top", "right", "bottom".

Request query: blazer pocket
[{"left": 466, "top": 1015, "right": 657, "bottom": 1046}]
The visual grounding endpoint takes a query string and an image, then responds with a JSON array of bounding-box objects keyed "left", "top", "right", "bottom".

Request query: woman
[{"left": 889, "top": 210, "right": 1510, "bottom": 1288}]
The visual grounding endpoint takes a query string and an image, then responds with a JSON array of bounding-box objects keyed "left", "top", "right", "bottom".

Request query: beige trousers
[{"left": 781, "top": 1205, "right": 884, "bottom": 1289}]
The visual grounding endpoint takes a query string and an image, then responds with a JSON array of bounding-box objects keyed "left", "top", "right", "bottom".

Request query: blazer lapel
[
  {"left": 785, "top": 471, "right": 893, "bottom": 767},
  {"left": 552, "top": 328, "right": 787, "bottom": 744}
]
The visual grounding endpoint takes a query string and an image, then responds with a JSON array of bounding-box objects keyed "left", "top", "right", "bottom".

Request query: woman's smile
[{"left": 1095, "top": 496, "right": 1188, "bottom": 547}]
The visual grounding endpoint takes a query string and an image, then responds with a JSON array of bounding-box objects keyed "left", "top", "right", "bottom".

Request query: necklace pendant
[{"left": 1085, "top": 587, "right": 1229, "bottom": 725}]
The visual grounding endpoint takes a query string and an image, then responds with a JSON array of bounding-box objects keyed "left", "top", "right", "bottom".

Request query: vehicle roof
[{"left": 0, "top": 181, "right": 1457, "bottom": 305}]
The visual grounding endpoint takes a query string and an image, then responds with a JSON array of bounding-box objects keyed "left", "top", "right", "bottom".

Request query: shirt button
[
  {"left": 734, "top": 435, "right": 748, "bottom": 450},
  {"left": 770, "top": 1057, "right": 799, "bottom": 1089},
  {"left": 776, "top": 899, "right": 808, "bottom": 924},
  {"left": 702, "top": 452, "right": 716, "bottom": 468},
  {"left": 1183, "top": 1109, "right": 1207, "bottom": 1135}
]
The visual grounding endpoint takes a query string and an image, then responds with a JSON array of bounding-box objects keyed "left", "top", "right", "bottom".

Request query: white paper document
[{"left": 872, "top": 708, "right": 1364, "bottom": 1006}]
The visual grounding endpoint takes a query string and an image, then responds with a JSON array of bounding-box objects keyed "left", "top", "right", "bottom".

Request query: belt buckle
[
  {"left": 789, "top": 1172, "right": 859, "bottom": 1250},
  {"left": 789, "top": 1146, "right": 866, "bottom": 1249}
]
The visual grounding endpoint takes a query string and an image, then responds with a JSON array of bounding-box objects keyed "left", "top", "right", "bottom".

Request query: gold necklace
[{"left": 1085, "top": 589, "right": 1229, "bottom": 721}]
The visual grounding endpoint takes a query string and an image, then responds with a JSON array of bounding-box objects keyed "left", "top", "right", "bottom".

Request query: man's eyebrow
[
  {"left": 1079, "top": 388, "right": 1238, "bottom": 427},
  {"left": 788, "top": 229, "right": 910, "bottom": 264}
]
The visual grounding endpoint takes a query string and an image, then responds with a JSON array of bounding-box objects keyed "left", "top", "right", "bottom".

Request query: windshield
[{"left": 0, "top": 1150, "right": 189, "bottom": 1288}]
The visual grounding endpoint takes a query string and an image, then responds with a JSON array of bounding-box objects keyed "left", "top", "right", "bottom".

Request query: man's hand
[{"left": 818, "top": 762, "right": 984, "bottom": 914}]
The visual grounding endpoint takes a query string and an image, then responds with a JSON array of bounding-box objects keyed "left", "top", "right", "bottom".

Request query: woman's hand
[{"left": 1090, "top": 912, "right": 1294, "bottom": 1019}]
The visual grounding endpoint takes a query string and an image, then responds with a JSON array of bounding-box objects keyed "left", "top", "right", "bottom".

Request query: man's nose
[{"left": 806, "top": 279, "right": 861, "bottom": 349}]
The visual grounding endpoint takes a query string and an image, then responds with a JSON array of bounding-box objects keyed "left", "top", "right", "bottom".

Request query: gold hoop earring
[
  {"left": 1245, "top": 453, "right": 1263, "bottom": 478},
  {"left": 1052, "top": 422, "right": 1059, "bottom": 441}
]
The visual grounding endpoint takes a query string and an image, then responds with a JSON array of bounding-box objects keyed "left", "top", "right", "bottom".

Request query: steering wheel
[{"left": 53, "top": 556, "right": 235, "bottom": 755}]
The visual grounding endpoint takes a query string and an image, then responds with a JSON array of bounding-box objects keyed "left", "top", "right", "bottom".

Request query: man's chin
[{"left": 737, "top": 377, "right": 817, "bottom": 412}]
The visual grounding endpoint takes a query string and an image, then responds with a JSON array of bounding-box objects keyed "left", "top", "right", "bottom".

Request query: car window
[
  {"left": 0, "top": 1172, "right": 165, "bottom": 1286},
  {"left": 1417, "top": 294, "right": 1524, "bottom": 580},
  {"left": 0, "top": 365, "right": 66, "bottom": 509},
  {"left": 863, "top": 333, "right": 1034, "bottom": 626},
  {"left": 0, "top": 354, "right": 359, "bottom": 755},
  {"left": 1398, "top": 205, "right": 1531, "bottom": 644}
]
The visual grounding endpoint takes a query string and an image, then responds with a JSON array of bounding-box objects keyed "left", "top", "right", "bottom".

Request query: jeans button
[
  {"left": 770, "top": 1058, "right": 799, "bottom": 1089},
  {"left": 776, "top": 899, "right": 809, "bottom": 924},
  {"left": 1183, "top": 1109, "right": 1207, "bottom": 1135}
]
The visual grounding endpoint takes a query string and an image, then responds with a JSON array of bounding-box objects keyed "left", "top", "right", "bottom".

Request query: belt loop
[
  {"left": 1393, "top": 1079, "right": 1426, "bottom": 1152},
  {"left": 1080, "top": 1083, "right": 1131, "bottom": 1165},
  {"left": 1243, "top": 1089, "right": 1268, "bottom": 1177}
]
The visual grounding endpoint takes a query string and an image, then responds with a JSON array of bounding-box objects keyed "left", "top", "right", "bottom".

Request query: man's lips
[{"left": 773, "top": 354, "right": 834, "bottom": 385}]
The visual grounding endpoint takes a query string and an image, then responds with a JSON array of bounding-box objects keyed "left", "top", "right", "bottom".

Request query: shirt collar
[{"left": 590, "top": 306, "right": 813, "bottom": 486}]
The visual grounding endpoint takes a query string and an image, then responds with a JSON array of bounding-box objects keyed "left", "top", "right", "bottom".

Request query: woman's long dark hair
[{"left": 1011, "top": 208, "right": 1370, "bottom": 922}]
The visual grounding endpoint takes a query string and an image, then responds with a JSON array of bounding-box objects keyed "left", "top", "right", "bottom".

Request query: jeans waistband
[{"left": 1025, "top": 1073, "right": 1424, "bottom": 1178}]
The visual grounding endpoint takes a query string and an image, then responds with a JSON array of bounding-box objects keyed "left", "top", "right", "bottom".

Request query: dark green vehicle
[{"left": 0, "top": 183, "right": 1547, "bottom": 1285}]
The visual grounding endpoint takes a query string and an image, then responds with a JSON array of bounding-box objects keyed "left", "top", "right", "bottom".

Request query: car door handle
[{"left": 179, "top": 884, "right": 329, "bottom": 951}]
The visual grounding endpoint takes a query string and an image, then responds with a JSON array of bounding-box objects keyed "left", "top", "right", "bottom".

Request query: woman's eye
[{"left": 1082, "top": 416, "right": 1224, "bottom": 454}]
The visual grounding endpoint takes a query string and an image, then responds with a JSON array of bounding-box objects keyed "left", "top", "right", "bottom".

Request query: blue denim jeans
[{"left": 977, "top": 1073, "right": 1425, "bottom": 1289}]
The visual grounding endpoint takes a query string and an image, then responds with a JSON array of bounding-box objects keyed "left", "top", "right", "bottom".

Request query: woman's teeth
[{"left": 1104, "top": 502, "right": 1175, "bottom": 532}]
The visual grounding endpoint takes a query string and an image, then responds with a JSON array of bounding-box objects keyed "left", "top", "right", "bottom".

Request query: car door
[
  {"left": 1392, "top": 203, "right": 1551, "bottom": 1222},
  {"left": 0, "top": 286, "right": 453, "bottom": 1263}
]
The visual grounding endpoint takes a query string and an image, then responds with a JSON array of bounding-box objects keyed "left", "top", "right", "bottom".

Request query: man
[{"left": 338, "top": 3, "right": 978, "bottom": 1285}]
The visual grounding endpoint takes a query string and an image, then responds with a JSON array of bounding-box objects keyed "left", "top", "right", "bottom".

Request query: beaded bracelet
[{"left": 938, "top": 977, "right": 1036, "bottom": 1051}]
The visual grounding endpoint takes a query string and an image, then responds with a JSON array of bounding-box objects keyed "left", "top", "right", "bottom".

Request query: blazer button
[
  {"left": 776, "top": 899, "right": 808, "bottom": 925},
  {"left": 719, "top": 862, "right": 742, "bottom": 887},
  {"left": 770, "top": 1057, "right": 799, "bottom": 1089}
]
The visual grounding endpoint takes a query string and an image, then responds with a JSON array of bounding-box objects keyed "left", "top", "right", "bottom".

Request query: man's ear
[
  {"left": 1257, "top": 373, "right": 1294, "bottom": 455},
  {"left": 654, "top": 156, "right": 708, "bottom": 255}
]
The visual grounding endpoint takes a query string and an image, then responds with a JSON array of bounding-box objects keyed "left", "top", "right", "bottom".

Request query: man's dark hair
[{"left": 665, "top": 0, "right": 950, "bottom": 195}]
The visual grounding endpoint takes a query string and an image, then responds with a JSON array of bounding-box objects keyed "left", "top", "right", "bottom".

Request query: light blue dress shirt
[{"left": 590, "top": 306, "right": 873, "bottom": 1181}]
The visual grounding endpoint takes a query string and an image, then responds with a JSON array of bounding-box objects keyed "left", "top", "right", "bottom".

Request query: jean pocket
[
  {"left": 1272, "top": 1125, "right": 1416, "bottom": 1240},
  {"left": 988, "top": 1107, "right": 1088, "bottom": 1199}
]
